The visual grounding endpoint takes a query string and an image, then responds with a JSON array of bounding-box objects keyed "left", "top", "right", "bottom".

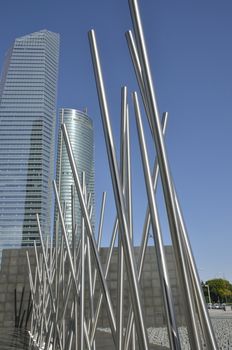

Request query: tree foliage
[{"left": 204, "top": 279, "right": 232, "bottom": 303}]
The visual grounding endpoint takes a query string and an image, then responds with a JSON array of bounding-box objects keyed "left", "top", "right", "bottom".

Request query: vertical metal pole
[
  {"left": 88, "top": 30, "right": 149, "bottom": 350},
  {"left": 71, "top": 185, "right": 78, "bottom": 350},
  {"left": 128, "top": 1, "right": 202, "bottom": 347},
  {"left": 116, "top": 86, "right": 127, "bottom": 350},
  {"left": 80, "top": 214, "right": 85, "bottom": 350},
  {"left": 97, "top": 192, "right": 107, "bottom": 250},
  {"left": 124, "top": 112, "right": 168, "bottom": 350},
  {"left": 126, "top": 101, "right": 136, "bottom": 350},
  {"left": 83, "top": 172, "right": 96, "bottom": 350},
  {"left": 92, "top": 192, "right": 107, "bottom": 294}
]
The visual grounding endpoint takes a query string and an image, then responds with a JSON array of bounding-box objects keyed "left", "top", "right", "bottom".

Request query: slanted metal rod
[
  {"left": 71, "top": 184, "right": 78, "bottom": 350},
  {"left": 125, "top": 30, "right": 151, "bottom": 131},
  {"left": 80, "top": 217, "right": 85, "bottom": 350},
  {"left": 128, "top": 2, "right": 202, "bottom": 347},
  {"left": 126, "top": 98, "right": 137, "bottom": 350},
  {"left": 133, "top": 93, "right": 181, "bottom": 349},
  {"left": 36, "top": 214, "right": 63, "bottom": 350},
  {"left": 116, "top": 86, "right": 128, "bottom": 350},
  {"left": 61, "top": 123, "right": 117, "bottom": 344},
  {"left": 90, "top": 218, "right": 118, "bottom": 346},
  {"left": 53, "top": 180, "right": 92, "bottom": 349},
  {"left": 92, "top": 192, "right": 107, "bottom": 295},
  {"left": 97, "top": 192, "right": 107, "bottom": 250},
  {"left": 88, "top": 29, "right": 149, "bottom": 350},
  {"left": 123, "top": 112, "right": 171, "bottom": 350},
  {"left": 82, "top": 188, "right": 95, "bottom": 350}
]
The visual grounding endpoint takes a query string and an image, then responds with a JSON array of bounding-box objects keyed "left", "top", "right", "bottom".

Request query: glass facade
[
  {"left": 0, "top": 30, "right": 59, "bottom": 255},
  {"left": 55, "top": 108, "right": 94, "bottom": 242}
]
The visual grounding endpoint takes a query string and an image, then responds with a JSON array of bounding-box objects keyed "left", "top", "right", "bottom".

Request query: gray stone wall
[
  {"left": 0, "top": 248, "right": 35, "bottom": 328},
  {"left": 0, "top": 246, "right": 185, "bottom": 329}
]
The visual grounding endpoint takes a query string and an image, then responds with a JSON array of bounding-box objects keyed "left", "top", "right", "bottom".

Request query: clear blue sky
[{"left": 0, "top": 0, "right": 231, "bottom": 283}]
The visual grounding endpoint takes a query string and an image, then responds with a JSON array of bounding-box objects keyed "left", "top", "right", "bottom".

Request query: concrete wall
[{"left": 0, "top": 246, "right": 185, "bottom": 329}]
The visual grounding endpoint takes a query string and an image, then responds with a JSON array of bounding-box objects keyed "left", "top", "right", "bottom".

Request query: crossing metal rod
[
  {"left": 71, "top": 185, "right": 78, "bottom": 350},
  {"left": 97, "top": 192, "right": 107, "bottom": 250},
  {"left": 116, "top": 86, "right": 127, "bottom": 350},
  {"left": 61, "top": 123, "right": 117, "bottom": 344},
  {"left": 125, "top": 30, "right": 151, "bottom": 130},
  {"left": 90, "top": 217, "right": 118, "bottom": 346},
  {"left": 86, "top": 234, "right": 95, "bottom": 335},
  {"left": 36, "top": 214, "right": 63, "bottom": 350},
  {"left": 53, "top": 180, "right": 92, "bottom": 350},
  {"left": 123, "top": 112, "right": 168, "bottom": 350},
  {"left": 133, "top": 92, "right": 181, "bottom": 350},
  {"left": 127, "top": 16, "right": 208, "bottom": 349},
  {"left": 26, "top": 252, "right": 38, "bottom": 335},
  {"left": 92, "top": 192, "right": 107, "bottom": 295},
  {"left": 80, "top": 216, "right": 85, "bottom": 350},
  {"left": 128, "top": 1, "right": 203, "bottom": 348},
  {"left": 88, "top": 29, "right": 149, "bottom": 350},
  {"left": 125, "top": 102, "right": 136, "bottom": 350}
]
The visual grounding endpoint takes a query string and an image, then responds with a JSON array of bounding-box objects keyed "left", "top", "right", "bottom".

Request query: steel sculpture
[{"left": 26, "top": 1, "right": 218, "bottom": 349}]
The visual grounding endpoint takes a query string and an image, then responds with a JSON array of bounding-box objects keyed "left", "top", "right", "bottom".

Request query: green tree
[{"left": 205, "top": 279, "right": 232, "bottom": 303}]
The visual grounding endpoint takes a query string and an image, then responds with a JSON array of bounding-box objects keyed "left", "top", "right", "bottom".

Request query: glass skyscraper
[
  {"left": 0, "top": 30, "right": 59, "bottom": 254},
  {"left": 55, "top": 108, "right": 94, "bottom": 242}
]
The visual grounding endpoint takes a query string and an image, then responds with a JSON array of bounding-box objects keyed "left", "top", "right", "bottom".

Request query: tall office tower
[
  {"left": 55, "top": 108, "right": 94, "bottom": 242},
  {"left": 0, "top": 30, "right": 59, "bottom": 254}
]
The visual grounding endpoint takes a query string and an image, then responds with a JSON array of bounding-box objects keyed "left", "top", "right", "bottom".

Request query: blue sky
[{"left": 0, "top": 0, "right": 231, "bottom": 282}]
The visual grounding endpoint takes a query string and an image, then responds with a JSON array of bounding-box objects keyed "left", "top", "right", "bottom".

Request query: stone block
[
  {"left": 0, "top": 283, "right": 8, "bottom": 293},
  {"left": 10, "top": 257, "right": 19, "bottom": 266},
  {"left": 18, "top": 257, "right": 26, "bottom": 265},
  {"left": 8, "top": 274, "right": 17, "bottom": 283},
  {"left": 0, "top": 294, "right": 6, "bottom": 302},
  {"left": 10, "top": 250, "right": 19, "bottom": 257},
  {"left": 16, "top": 275, "right": 25, "bottom": 283},
  {"left": 144, "top": 288, "right": 153, "bottom": 297},
  {"left": 3, "top": 320, "right": 14, "bottom": 328},
  {"left": 7, "top": 283, "right": 16, "bottom": 292},
  {"left": 16, "top": 283, "right": 24, "bottom": 292},
  {"left": 4, "top": 312, "right": 14, "bottom": 321},
  {"left": 0, "top": 274, "right": 8, "bottom": 283},
  {"left": 6, "top": 292, "right": 14, "bottom": 302},
  {"left": 5, "top": 302, "right": 14, "bottom": 312}
]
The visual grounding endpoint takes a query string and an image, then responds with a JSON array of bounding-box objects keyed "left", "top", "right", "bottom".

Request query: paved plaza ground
[
  {"left": 1, "top": 309, "right": 232, "bottom": 349},
  {"left": 97, "top": 309, "right": 232, "bottom": 349}
]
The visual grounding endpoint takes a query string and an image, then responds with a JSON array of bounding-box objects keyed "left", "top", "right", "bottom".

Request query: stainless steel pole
[
  {"left": 124, "top": 113, "right": 168, "bottom": 350},
  {"left": 90, "top": 218, "right": 118, "bottom": 346},
  {"left": 92, "top": 192, "right": 107, "bottom": 294},
  {"left": 88, "top": 29, "right": 149, "bottom": 350},
  {"left": 53, "top": 181, "right": 91, "bottom": 350},
  {"left": 128, "top": 1, "right": 202, "bottom": 347},
  {"left": 36, "top": 214, "right": 63, "bottom": 350},
  {"left": 61, "top": 124, "right": 117, "bottom": 344},
  {"left": 116, "top": 86, "right": 127, "bottom": 350},
  {"left": 133, "top": 92, "right": 181, "bottom": 349},
  {"left": 80, "top": 216, "right": 85, "bottom": 350}
]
